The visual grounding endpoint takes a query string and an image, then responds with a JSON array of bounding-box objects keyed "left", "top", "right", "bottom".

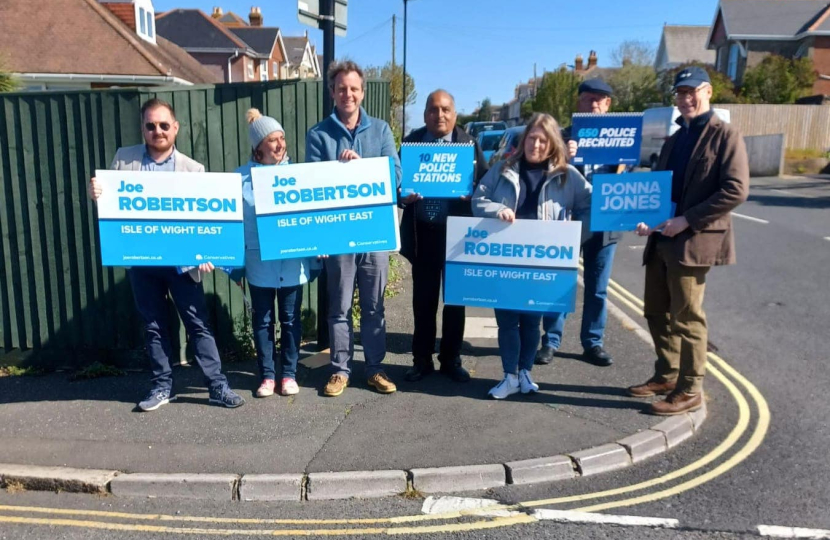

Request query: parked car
[
  {"left": 465, "top": 121, "right": 508, "bottom": 138},
  {"left": 640, "top": 106, "right": 731, "bottom": 169},
  {"left": 488, "top": 126, "right": 525, "bottom": 167},
  {"left": 477, "top": 129, "right": 504, "bottom": 164}
]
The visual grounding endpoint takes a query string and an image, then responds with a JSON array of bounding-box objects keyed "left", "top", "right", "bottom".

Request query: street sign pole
[{"left": 320, "top": 0, "right": 335, "bottom": 116}]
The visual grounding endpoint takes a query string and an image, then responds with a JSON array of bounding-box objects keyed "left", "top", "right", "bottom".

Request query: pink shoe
[
  {"left": 256, "top": 379, "right": 275, "bottom": 398},
  {"left": 281, "top": 378, "right": 299, "bottom": 396}
]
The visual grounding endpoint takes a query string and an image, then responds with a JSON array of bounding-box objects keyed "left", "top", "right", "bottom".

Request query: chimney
[
  {"left": 249, "top": 6, "right": 263, "bottom": 26},
  {"left": 587, "top": 50, "right": 598, "bottom": 69},
  {"left": 211, "top": 6, "right": 223, "bottom": 19},
  {"left": 575, "top": 54, "right": 584, "bottom": 72},
  {"left": 99, "top": 0, "right": 137, "bottom": 31}
]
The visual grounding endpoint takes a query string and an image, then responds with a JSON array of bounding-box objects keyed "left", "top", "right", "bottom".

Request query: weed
[
  {"left": 69, "top": 362, "right": 125, "bottom": 381},
  {"left": 3, "top": 480, "right": 25, "bottom": 494},
  {"left": 0, "top": 365, "right": 45, "bottom": 377},
  {"left": 400, "top": 486, "right": 425, "bottom": 499},
  {"left": 223, "top": 314, "right": 256, "bottom": 363}
]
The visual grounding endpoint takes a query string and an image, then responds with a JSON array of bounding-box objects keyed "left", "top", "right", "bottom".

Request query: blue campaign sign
[
  {"left": 590, "top": 171, "right": 673, "bottom": 231},
  {"left": 400, "top": 143, "right": 475, "bottom": 198},
  {"left": 95, "top": 170, "right": 244, "bottom": 266},
  {"left": 443, "top": 217, "right": 581, "bottom": 313},
  {"left": 571, "top": 113, "right": 643, "bottom": 166},
  {"left": 251, "top": 157, "right": 400, "bottom": 260}
]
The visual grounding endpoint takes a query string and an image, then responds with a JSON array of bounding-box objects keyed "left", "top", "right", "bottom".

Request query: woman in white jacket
[{"left": 472, "top": 113, "right": 592, "bottom": 399}]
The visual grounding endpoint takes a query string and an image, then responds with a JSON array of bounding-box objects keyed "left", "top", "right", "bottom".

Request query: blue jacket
[
  {"left": 237, "top": 160, "right": 321, "bottom": 288},
  {"left": 305, "top": 107, "right": 402, "bottom": 185}
]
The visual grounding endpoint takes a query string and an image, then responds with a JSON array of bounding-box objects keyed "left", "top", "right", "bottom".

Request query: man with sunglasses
[
  {"left": 627, "top": 67, "right": 748, "bottom": 415},
  {"left": 88, "top": 98, "right": 245, "bottom": 412}
]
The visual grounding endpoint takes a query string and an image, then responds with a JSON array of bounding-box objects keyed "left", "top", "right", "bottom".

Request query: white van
[{"left": 640, "top": 107, "right": 731, "bottom": 169}]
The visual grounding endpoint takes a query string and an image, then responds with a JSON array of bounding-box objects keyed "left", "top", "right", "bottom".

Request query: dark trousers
[
  {"left": 249, "top": 283, "right": 303, "bottom": 381},
  {"left": 410, "top": 222, "right": 465, "bottom": 366},
  {"left": 128, "top": 267, "right": 227, "bottom": 393}
]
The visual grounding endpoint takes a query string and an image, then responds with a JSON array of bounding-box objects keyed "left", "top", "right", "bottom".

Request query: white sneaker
[
  {"left": 489, "top": 374, "right": 520, "bottom": 400},
  {"left": 519, "top": 369, "right": 539, "bottom": 394}
]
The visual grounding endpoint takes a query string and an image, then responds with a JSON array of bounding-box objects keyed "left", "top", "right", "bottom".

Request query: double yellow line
[{"left": 0, "top": 276, "right": 770, "bottom": 536}]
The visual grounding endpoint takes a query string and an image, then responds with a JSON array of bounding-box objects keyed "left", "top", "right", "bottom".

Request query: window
[
  {"left": 727, "top": 43, "right": 740, "bottom": 80},
  {"left": 260, "top": 62, "right": 268, "bottom": 81},
  {"left": 247, "top": 59, "right": 254, "bottom": 79},
  {"left": 273, "top": 62, "right": 279, "bottom": 80},
  {"left": 146, "top": 12, "right": 154, "bottom": 38},
  {"left": 139, "top": 7, "right": 146, "bottom": 34}
]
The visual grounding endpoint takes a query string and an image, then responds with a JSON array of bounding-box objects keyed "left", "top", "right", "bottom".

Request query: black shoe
[
  {"left": 535, "top": 345, "right": 556, "bottom": 365},
  {"left": 584, "top": 345, "right": 613, "bottom": 367},
  {"left": 439, "top": 363, "right": 470, "bottom": 383},
  {"left": 404, "top": 359, "right": 435, "bottom": 382}
]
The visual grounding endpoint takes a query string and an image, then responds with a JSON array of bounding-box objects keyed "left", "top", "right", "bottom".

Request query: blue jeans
[
  {"left": 128, "top": 267, "right": 227, "bottom": 393},
  {"left": 495, "top": 309, "right": 541, "bottom": 374},
  {"left": 542, "top": 234, "right": 617, "bottom": 350},
  {"left": 249, "top": 283, "right": 303, "bottom": 380}
]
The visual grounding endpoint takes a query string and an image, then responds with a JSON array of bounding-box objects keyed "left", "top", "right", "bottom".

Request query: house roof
[
  {"left": 659, "top": 25, "right": 716, "bottom": 66},
  {"left": 283, "top": 36, "right": 309, "bottom": 66},
  {"left": 715, "top": 0, "right": 830, "bottom": 39},
  {"left": 156, "top": 9, "right": 251, "bottom": 51},
  {"left": 229, "top": 27, "right": 279, "bottom": 55},
  {"left": 0, "top": 0, "right": 218, "bottom": 83},
  {"left": 218, "top": 11, "right": 248, "bottom": 27}
]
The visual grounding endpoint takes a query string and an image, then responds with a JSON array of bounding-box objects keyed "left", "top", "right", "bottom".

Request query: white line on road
[
  {"left": 464, "top": 317, "right": 499, "bottom": 339},
  {"left": 732, "top": 212, "right": 770, "bottom": 224},
  {"left": 534, "top": 509, "right": 679, "bottom": 528},
  {"left": 421, "top": 496, "right": 520, "bottom": 517},
  {"left": 758, "top": 525, "right": 830, "bottom": 538},
  {"left": 771, "top": 188, "right": 817, "bottom": 199}
]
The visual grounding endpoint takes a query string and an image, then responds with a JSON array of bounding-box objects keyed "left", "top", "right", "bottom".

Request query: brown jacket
[{"left": 644, "top": 114, "right": 749, "bottom": 267}]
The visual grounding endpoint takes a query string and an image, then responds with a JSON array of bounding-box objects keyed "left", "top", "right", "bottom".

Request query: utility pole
[
  {"left": 321, "top": 0, "right": 336, "bottom": 116},
  {"left": 391, "top": 14, "right": 396, "bottom": 69},
  {"left": 402, "top": 0, "right": 410, "bottom": 135}
]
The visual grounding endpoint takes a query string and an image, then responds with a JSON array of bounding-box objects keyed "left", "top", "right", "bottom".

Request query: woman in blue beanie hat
[{"left": 237, "top": 109, "right": 320, "bottom": 398}]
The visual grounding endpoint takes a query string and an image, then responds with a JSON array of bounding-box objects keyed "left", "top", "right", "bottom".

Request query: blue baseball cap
[
  {"left": 673, "top": 66, "right": 711, "bottom": 89},
  {"left": 578, "top": 78, "right": 613, "bottom": 97}
]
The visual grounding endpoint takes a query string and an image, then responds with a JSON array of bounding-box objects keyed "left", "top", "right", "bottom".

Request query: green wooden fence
[{"left": 0, "top": 78, "right": 390, "bottom": 367}]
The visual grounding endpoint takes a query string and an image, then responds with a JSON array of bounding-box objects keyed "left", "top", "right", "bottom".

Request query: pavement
[{"left": 0, "top": 254, "right": 707, "bottom": 501}]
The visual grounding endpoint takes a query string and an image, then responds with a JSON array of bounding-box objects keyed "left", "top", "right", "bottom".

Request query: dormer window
[{"left": 133, "top": 0, "right": 156, "bottom": 44}]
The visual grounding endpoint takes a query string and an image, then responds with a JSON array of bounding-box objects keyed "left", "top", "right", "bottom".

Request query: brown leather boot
[
  {"left": 650, "top": 391, "right": 703, "bottom": 416},
  {"left": 627, "top": 378, "right": 677, "bottom": 398}
]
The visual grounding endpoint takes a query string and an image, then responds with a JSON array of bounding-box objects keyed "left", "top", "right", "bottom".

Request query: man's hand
[
  {"left": 654, "top": 216, "right": 690, "bottom": 238},
  {"left": 497, "top": 208, "right": 516, "bottom": 223},
  {"left": 635, "top": 222, "right": 651, "bottom": 236},
  {"left": 317, "top": 254, "right": 329, "bottom": 260},
  {"left": 399, "top": 190, "right": 422, "bottom": 205},
  {"left": 338, "top": 149, "right": 361, "bottom": 162},
  {"left": 459, "top": 194, "right": 472, "bottom": 202},
  {"left": 198, "top": 262, "right": 215, "bottom": 273},
  {"left": 567, "top": 140, "right": 578, "bottom": 159},
  {"left": 88, "top": 177, "right": 102, "bottom": 200}
]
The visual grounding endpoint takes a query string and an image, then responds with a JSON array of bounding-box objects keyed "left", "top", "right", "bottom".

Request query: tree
[
  {"left": 658, "top": 62, "right": 738, "bottom": 104},
  {"left": 476, "top": 98, "right": 493, "bottom": 121},
  {"left": 608, "top": 65, "right": 661, "bottom": 112},
  {"left": 520, "top": 99, "right": 535, "bottom": 121},
  {"left": 740, "top": 55, "right": 816, "bottom": 104},
  {"left": 530, "top": 68, "right": 581, "bottom": 126},
  {"left": 364, "top": 61, "right": 416, "bottom": 137},
  {"left": 610, "top": 40, "right": 656, "bottom": 67}
]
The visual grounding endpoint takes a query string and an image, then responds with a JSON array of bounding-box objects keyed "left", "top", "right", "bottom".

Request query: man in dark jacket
[
  {"left": 627, "top": 67, "right": 749, "bottom": 415},
  {"left": 400, "top": 89, "right": 489, "bottom": 383},
  {"left": 536, "top": 78, "right": 624, "bottom": 368}
]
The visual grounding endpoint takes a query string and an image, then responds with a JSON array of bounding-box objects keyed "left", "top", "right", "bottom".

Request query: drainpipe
[{"left": 227, "top": 50, "right": 239, "bottom": 83}]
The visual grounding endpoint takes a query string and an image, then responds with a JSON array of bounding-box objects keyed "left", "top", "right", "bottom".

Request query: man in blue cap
[
  {"left": 535, "top": 77, "right": 621, "bottom": 369},
  {"left": 627, "top": 66, "right": 748, "bottom": 415}
]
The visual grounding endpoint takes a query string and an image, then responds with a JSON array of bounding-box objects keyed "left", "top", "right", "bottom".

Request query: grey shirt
[{"left": 140, "top": 146, "right": 176, "bottom": 172}]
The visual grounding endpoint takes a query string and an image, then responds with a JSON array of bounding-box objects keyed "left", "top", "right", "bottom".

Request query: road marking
[
  {"left": 732, "top": 212, "right": 769, "bottom": 224},
  {"left": 770, "top": 188, "right": 817, "bottom": 199},
  {"left": 758, "top": 525, "right": 830, "bottom": 538},
  {"left": 533, "top": 509, "right": 678, "bottom": 528},
  {"left": 421, "top": 497, "right": 520, "bottom": 517}
]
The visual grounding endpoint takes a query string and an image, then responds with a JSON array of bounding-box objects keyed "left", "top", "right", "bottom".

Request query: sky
[{"left": 154, "top": 0, "right": 721, "bottom": 128}]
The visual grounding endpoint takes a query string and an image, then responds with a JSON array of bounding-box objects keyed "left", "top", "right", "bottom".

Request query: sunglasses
[{"left": 145, "top": 122, "right": 172, "bottom": 132}]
